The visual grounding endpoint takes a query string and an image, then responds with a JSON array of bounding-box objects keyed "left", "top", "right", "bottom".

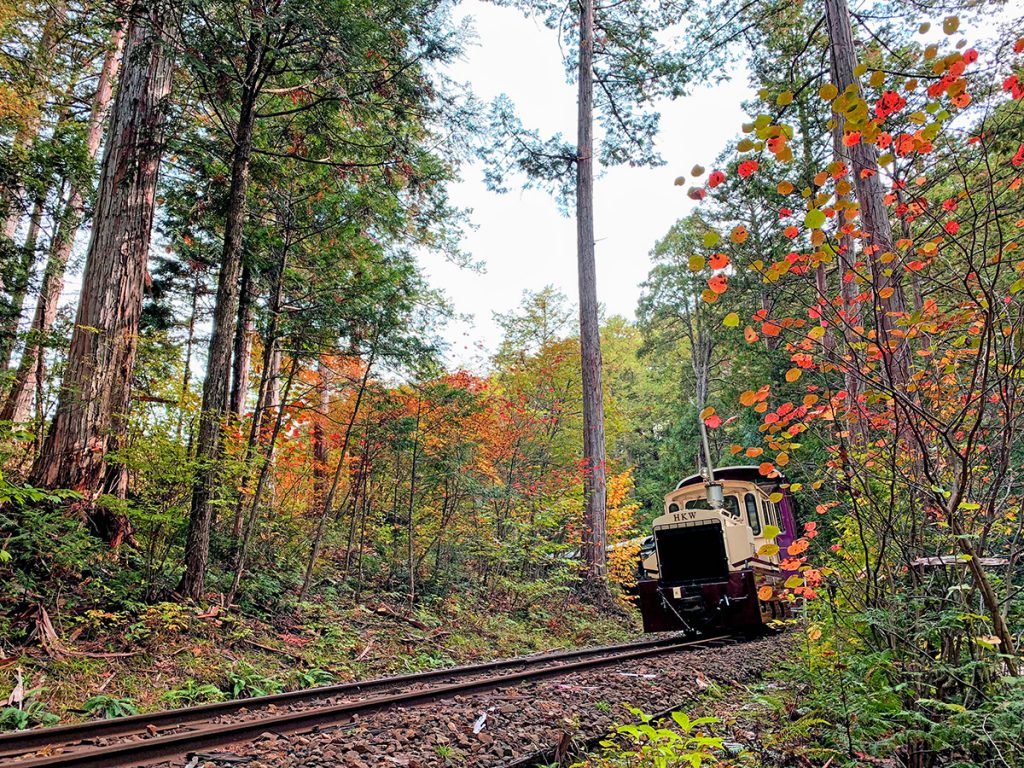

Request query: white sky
[{"left": 422, "top": 0, "right": 754, "bottom": 371}]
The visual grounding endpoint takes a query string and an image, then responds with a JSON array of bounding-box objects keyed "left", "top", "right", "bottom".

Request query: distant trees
[{"left": 484, "top": 0, "right": 689, "bottom": 597}]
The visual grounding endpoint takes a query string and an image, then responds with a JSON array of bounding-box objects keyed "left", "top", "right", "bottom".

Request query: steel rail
[
  {"left": 3, "top": 635, "right": 732, "bottom": 768},
  {"left": 0, "top": 632, "right": 694, "bottom": 759}
]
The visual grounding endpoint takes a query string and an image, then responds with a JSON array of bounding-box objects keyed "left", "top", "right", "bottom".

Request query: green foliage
[
  {"left": 0, "top": 699, "right": 59, "bottom": 732},
  {"left": 224, "top": 664, "right": 284, "bottom": 699},
  {"left": 292, "top": 668, "right": 335, "bottom": 689},
  {"left": 575, "top": 708, "right": 726, "bottom": 768},
  {"left": 160, "top": 680, "right": 226, "bottom": 708},
  {"left": 81, "top": 695, "right": 139, "bottom": 720}
]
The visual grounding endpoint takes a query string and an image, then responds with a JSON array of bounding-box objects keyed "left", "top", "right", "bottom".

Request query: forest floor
[{"left": 0, "top": 594, "right": 637, "bottom": 729}]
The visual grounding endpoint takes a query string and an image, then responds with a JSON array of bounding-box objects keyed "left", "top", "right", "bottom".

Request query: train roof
[{"left": 674, "top": 465, "right": 788, "bottom": 490}]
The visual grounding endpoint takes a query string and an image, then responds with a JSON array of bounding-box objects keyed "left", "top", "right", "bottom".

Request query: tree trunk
[
  {"left": 229, "top": 263, "right": 254, "bottom": 418},
  {"left": 823, "top": 0, "right": 909, "bottom": 388},
  {"left": 226, "top": 360, "right": 297, "bottom": 606},
  {"left": 575, "top": 0, "right": 608, "bottom": 595},
  {"left": 1, "top": 7, "right": 61, "bottom": 249},
  {"left": 406, "top": 395, "right": 422, "bottom": 609},
  {"left": 180, "top": 31, "right": 264, "bottom": 600},
  {"left": 229, "top": 241, "right": 288, "bottom": 542},
  {"left": 0, "top": 192, "right": 45, "bottom": 370},
  {"left": 312, "top": 357, "right": 331, "bottom": 499},
  {"left": 30, "top": 3, "right": 175, "bottom": 511},
  {"left": 299, "top": 353, "right": 375, "bottom": 601},
  {"left": 1, "top": 27, "right": 125, "bottom": 426}
]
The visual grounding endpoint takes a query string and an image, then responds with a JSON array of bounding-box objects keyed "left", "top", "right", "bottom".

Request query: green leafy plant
[
  {"left": 82, "top": 695, "right": 139, "bottom": 720},
  {"left": 293, "top": 668, "right": 335, "bottom": 689},
  {"left": 225, "top": 665, "right": 284, "bottom": 699},
  {"left": 0, "top": 700, "right": 60, "bottom": 732},
  {"left": 161, "top": 680, "right": 225, "bottom": 707},
  {"left": 577, "top": 708, "right": 726, "bottom": 768}
]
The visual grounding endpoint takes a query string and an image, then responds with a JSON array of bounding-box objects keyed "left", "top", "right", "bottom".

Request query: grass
[{"left": 0, "top": 593, "right": 636, "bottom": 728}]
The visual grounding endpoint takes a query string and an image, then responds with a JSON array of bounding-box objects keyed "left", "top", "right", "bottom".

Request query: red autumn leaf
[
  {"left": 704, "top": 414, "right": 723, "bottom": 429},
  {"left": 708, "top": 274, "right": 728, "bottom": 294},
  {"left": 708, "top": 170, "right": 726, "bottom": 187},
  {"left": 738, "top": 159, "right": 759, "bottom": 178},
  {"left": 709, "top": 252, "right": 729, "bottom": 269},
  {"left": 875, "top": 90, "right": 906, "bottom": 119}
]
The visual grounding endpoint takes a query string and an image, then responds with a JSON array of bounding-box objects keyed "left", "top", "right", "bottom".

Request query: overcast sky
[{"left": 421, "top": 0, "right": 754, "bottom": 371}]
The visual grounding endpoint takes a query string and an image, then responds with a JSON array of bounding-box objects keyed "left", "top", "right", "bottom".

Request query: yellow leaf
[
  {"left": 763, "top": 524, "right": 781, "bottom": 539},
  {"left": 777, "top": 90, "right": 794, "bottom": 106},
  {"left": 785, "top": 575, "right": 804, "bottom": 589},
  {"left": 785, "top": 368, "right": 802, "bottom": 382},
  {"left": 768, "top": 493, "right": 783, "bottom": 504},
  {"left": 723, "top": 312, "right": 740, "bottom": 328},
  {"left": 703, "top": 231, "right": 721, "bottom": 247},
  {"left": 758, "top": 543, "right": 780, "bottom": 557},
  {"left": 819, "top": 83, "right": 838, "bottom": 101},
  {"left": 699, "top": 406, "right": 716, "bottom": 420},
  {"left": 689, "top": 255, "right": 706, "bottom": 271}
]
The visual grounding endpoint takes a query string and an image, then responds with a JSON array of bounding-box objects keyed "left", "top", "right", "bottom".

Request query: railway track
[{"left": 0, "top": 633, "right": 737, "bottom": 768}]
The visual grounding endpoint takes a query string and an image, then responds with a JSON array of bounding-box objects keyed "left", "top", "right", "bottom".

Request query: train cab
[{"left": 636, "top": 466, "right": 798, "bottom": 634}]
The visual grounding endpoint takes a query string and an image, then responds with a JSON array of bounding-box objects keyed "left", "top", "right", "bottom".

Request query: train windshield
[{"left": 685, "top": 495, "right": 741, "bottom": 518}]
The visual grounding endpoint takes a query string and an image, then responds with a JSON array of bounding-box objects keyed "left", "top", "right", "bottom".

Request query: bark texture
[
  {"left": 575, "top": 0, "right": 608, "bottom": 592},
  {"left": 30, "top": 4, "right": 175, "bottom": 508},
  {"left": 1, "top": 28, "right": 125, "bottom": 425},
  {"left": 823, "top": 0, "right": 909, "bottom": 386}
]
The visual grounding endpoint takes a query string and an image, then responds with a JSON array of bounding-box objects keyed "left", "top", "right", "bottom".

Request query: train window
[
  {"left": 668, "top": 502, "right": 680, "bottom": 513},
  {"left": 744, "top": 493, "right": 761, "bottom": 535},
  {"left": 762, "top": 499, "right": 783, "bottom": 532},
  {"left": 685, "top": 495, "right": 740, "bottom": 518}
]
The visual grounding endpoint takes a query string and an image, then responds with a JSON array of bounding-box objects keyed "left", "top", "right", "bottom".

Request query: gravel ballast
[{"left": 183, "top": 633, "right": 787, "bottom": 768}]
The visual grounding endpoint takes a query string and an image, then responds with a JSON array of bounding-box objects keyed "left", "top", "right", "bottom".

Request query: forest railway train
[{"left": 635, "top": 466, "right": 798, "bottom": 634}]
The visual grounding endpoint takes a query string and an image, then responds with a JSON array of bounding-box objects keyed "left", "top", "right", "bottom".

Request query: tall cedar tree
[
  {"left": 483, "top": 0, "right": 687, "bottom": 594},
  {"left": 30, "top": 1, "right": 177, "bottom": 533},
  {"left": 177, "top": 0, "right": 467, "bottom": 598}
]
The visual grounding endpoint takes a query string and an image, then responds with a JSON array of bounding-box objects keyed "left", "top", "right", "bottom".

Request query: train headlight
[
  {"left": 672, "top": 587, "right": 682, "bottom": 599},
  {"left": 705, "top": 481, "right": 725, "bottom": 509}
]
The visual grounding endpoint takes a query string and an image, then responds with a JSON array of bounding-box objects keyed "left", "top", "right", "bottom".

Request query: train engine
[{"left": 635, "top": 466, "right": 798, "bottom": 634}]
